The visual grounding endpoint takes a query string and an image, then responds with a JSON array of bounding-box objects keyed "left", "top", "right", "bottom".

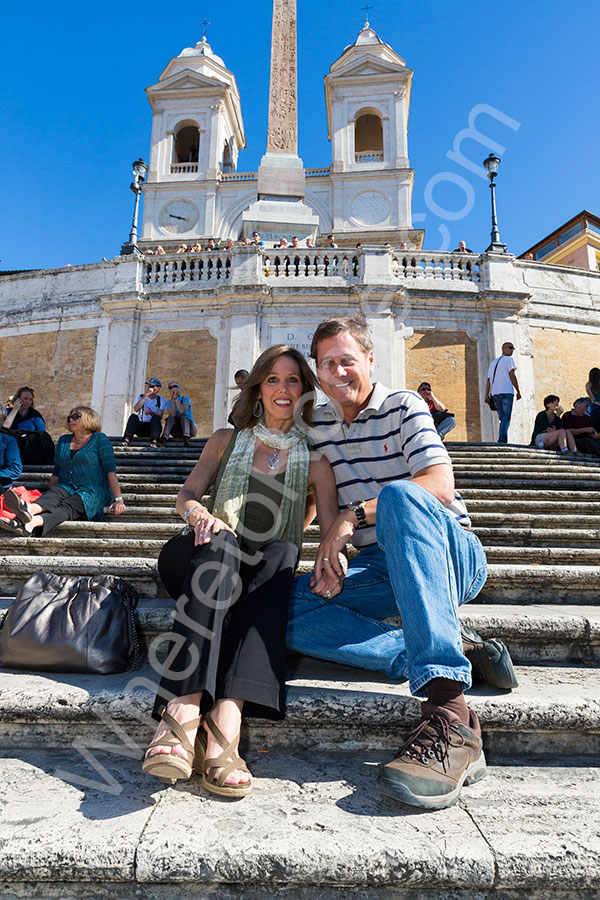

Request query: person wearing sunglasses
[
  {"left": 159, "top": 382, "right": 197, "bottom": 446},
  {"left": 1, "top": 406, "right": 126, "bottom": 536},
  {"left": 417, "top": 382, "right": 456, "bottom": 441}
]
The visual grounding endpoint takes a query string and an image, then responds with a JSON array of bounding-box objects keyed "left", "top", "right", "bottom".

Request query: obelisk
[{"left": 243, "top": 0, "right": 319, "bottom": 239}]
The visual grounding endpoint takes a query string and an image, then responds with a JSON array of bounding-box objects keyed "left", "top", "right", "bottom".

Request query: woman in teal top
[{"left": 2, "top": 406, "right": 126, "bottom": 536}]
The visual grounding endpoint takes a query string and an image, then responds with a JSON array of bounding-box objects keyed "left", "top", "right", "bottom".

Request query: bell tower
[{"left": 140, "top": 35, "right": 245, "bottom": 246}]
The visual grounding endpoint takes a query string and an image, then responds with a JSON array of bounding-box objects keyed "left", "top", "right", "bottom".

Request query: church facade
[{"left": 1, "top": 24, "right": 600, "bottom": 443}]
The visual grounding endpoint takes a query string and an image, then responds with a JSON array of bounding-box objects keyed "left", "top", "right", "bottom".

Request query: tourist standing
[{"left": 484, "top": 342, "right": 521, "bottom": 443}]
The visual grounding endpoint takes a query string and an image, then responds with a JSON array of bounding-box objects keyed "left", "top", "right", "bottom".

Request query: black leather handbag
[{"left": 0, "top": 572, "right": 142, "bottom": 674}]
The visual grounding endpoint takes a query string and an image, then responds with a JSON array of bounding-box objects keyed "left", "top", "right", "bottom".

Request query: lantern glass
[{"left": 483, "top": 153, "right": 500, "bottom": 178}]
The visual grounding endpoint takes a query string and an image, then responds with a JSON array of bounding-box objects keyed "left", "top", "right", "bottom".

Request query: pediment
[
  {"left": 148, "top": 67, "right": 228, "bottom": 95},
  {"left": 331, "top": 54, "right": 407, "bottom": 79}
]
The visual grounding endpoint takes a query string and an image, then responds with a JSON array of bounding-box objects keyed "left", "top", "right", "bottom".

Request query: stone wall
[
  {"left": 0, "top": 328, "right": 98, "bottom": 437},
  {"left": 531, "top": 327, "right": 600, "bottom": 419},
  {"left": 145, "top": 329, "right": 218, "bottom": 436},
  {"left": 405, "top": 330, "right": 481, "bottom": 441}
]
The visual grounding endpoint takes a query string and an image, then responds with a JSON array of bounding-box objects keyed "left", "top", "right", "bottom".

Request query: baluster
[
  {"left": 413, "top": 257, "right": 423, "bottom": 279},
  {"left": 284, "top": 255, "right": 290, "bottom": 277},
  {"left": 303, "top": 255, "right": 309, "bottom": 276},
  {"left": 433, "top": 255, "right": 444, "bottom": 279},
  {"left": 216, "top": 258, "right": 222, "bottom": 280},
  {"left": 423, "top": 257, "right": 434, "bottom": 278},
  {"left": 180, "top": 261, "right": 186, "bottom": 282},
  {"left": 341, "top": 256, "right": 349, "bottom": 277},
  {"left": 293, "top": 255, "right": 300, "bottom": 277},
  {"left": 274, "top": 256, "right": 280, "bottom": 277},
  {"left": 207, "top": 257, "right": 213, "bottom": 279},
  {"left": 225, "top": 257, "right": 231, "bottom": 279}
]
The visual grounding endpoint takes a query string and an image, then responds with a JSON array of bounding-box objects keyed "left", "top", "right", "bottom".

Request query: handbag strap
[
  {"left": 115, "top": 579, "right": 142, "bottom": 670},
  {"left": 490, "top": 357, "right": 502, "bottom": 393}
]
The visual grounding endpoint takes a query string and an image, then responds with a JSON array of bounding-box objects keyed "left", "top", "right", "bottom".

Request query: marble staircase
[{"left": 0, "top": 440, "right": 598, "bottom": 898}]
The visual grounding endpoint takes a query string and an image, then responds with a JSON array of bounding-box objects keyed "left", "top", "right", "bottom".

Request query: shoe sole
[
  {"left": 0, "top": 518, "right": 25, "bottom": 536},
  {"left": 142, "top": 755, "right": 192, "bottom": 785},
  {"left": 2, "top": 490, "right": 32, "bottom": 524},
  {"left": 472, "top": 639, "right": 518, "bottom": 691},
  {"left": 377, "top": 752, "right": 487, "bottom": 810}
]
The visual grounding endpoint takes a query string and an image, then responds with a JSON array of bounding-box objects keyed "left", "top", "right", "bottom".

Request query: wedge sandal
[
  {"left": 142, "top": 706, "right": 201, "bottom": 785},
  {"left": 0, "top": 517, "right": 25, "bottom": 536},
  {"left": 193, "top": 713, "right": 252, "bottom": 798}
]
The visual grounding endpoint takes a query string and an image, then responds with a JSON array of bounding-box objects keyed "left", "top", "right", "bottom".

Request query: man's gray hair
[{"left": 310, "top": 314, "right": 373, "bottom": 360}]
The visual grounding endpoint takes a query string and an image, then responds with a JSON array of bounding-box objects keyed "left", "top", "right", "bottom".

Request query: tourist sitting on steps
[
  {"left": 159, "top": 382, "right": 197, "bottom": 446},
  {"left": 561, "top": 398, "right": 600, "bottom": 457},
  {"left": 417, "top": 382, "right": 457, "bottom": 440},
  {"left": 0, "top": 406, "right": 126, "bottom": 536},
  {"left": 585, "top": 367, "right": 600, "bottom": 431},
  {"left": 121, "top": 378, "right": 166, "bottom": 449},
  {"left": 286, "top": 314, "right": 517, "bottom": 812},
  {"left": 530, "top": 395, "right": 577, "bottom": 454},
  {"left": 143, "top": 345, "right": 339, "bottom": 798},
  {"left": 3, "top": 386, "right": 55, "bottom": 465},
  {"left": 0, "top": 411, "right": 22, "bottom": 490}
]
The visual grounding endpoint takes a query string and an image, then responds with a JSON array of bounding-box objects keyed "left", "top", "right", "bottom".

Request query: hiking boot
[
  {"left": 377, "top": 704, "right": 487, "bottom": 809},
  {"left": 461, "top": 623, "right": 518, "bottom": 690}
]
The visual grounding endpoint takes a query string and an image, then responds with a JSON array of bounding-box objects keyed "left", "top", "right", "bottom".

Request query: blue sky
[{"left": 1, "top": 0, "right": 597, "bottom": 270}]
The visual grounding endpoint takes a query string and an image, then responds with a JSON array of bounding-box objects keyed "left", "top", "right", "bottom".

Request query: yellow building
[{"left": 520, "top": 210, "right": 600, "bottom": 270}]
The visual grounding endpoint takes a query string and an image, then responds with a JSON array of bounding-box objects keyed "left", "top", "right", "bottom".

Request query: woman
[
  {"left": 4, "top": 387, "right": 45, "bottom": 432},
  {"left": 417, "top": 382, "right": 456, "bottom": 440},
  {"left": 1, "top": 406, "right": 126, "bottom": 535},
  {"left": 585, "top": 367, "right": 600, "bottom": 431},
  {"left": 530, "top": 395, "right": 576, "bottom": 453},
  {"left": 3, "top": 386, "right": 54, "bottom": 465},
  {"left": 143, "top": 345, "right": 338, "bottom": 798}
]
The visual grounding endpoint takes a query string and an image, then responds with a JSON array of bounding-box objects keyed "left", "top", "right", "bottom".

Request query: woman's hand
[
  {"left": 311, "top": 552, "right": 348, "bottom": 599},
  {"left": 189, "top": 506, "right": 236, "bottom": 546},
  {"left": 110, "top": 500, "right": 126, "bottom": 516}
]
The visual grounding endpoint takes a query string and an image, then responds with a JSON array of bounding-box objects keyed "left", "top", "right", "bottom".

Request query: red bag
[{"left": 0, "top": 486, "right": 42, "bottom": 521}]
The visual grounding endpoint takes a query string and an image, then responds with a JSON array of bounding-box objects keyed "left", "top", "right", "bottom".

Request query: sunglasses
[
  {"left": 168, "top": 384, "right": 179, "bottom": 389},
  {"left": 418, "top": 386, "right": 431, "bottom": 392},
  {"left": 67, "top": 412, "right": 82, "bottom": 421}
]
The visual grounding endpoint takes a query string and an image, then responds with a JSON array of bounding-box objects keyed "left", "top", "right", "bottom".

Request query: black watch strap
[{"left": 347, "top": 500, "right": 368, "bottom": 529}]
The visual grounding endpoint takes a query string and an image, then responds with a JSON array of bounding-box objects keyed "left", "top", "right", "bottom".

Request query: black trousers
[
  {"left": 575, "top": 435, "right": 600, "bottom": 457},
  {"left": 123, "top": 414, "right": 162, "bottom": 442},
  {"left": 152, "top": 529, "right": 298, "bottom": 722},
  {"left": 35, "top": 485, "right": 87, "bottom": 535}
]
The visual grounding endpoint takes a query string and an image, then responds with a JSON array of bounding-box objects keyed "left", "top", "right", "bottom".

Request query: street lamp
[
  {"left": 120, "top": 158, "right": 149, "bottom": 255},
  {"left": 483, "top": 152, "right": 507, "bottom": 253}
]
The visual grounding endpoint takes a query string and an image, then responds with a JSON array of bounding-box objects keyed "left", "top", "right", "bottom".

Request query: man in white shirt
[
  {"left": 287, "top": 314, "right": 516, "bottom": 810},
  {"left": 121, "top": 377, "right": 166, "bottom": 448},
  {"left": 485, "top": 342, "right": 521, "bottom": 443}
]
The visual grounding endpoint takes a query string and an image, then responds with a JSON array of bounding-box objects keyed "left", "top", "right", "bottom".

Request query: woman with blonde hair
[
  {"left": 2, "top": 406, "right": 126, "bottom": 536},
  {"left": 143, "top": 345, "right": 338, "bottom": 798}
]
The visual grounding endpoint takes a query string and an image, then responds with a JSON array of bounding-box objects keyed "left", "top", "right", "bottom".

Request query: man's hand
[
  {"left": 516, "top": 390, "right": 522, "bottom": 401},
  {"left": 312, "top": 513, "right": 353, "bottom": 595}
]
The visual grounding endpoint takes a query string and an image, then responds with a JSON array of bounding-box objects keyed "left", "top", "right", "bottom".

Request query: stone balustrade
[
  {"left": 218, "top": 171, "right": 258, "bottom": 182},
  {"left": 144, "top": 254, "right": 231, "bottom": 284},
  {"left": 261, "top": 248, "right": 359, "bottom": 280},
  {"left": 395, "top": 252, "right": 480, "bottom": 282},
  {"left": 143, "top": 248, "right": 482, "bottom": 288},
  {"left": 355, "top": 151, "right": 384, "bottom": 163},
  {"left": 304, "top": 166, "right": 332, "bottom": 178},
  {"left": 170, "top": 163, "right": 198, "bottom": 174}
]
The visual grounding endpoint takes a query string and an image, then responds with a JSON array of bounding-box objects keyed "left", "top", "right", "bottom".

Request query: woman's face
[
  {"left": 259, "top": 356, "right": 304, "bottom": 427},
  {"left": 18, "top": 391, "right": 34, "bottom": 409},
  {"left": 67, "top": 410, "right": 86, "bottom": 433},
  {"left": 547, "top": 399, "right": 560, "bottom": 412}
]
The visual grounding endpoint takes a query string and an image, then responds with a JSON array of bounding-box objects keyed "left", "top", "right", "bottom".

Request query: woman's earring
[{"left": 253, "top": 398, "right": 264, "bottom": 418}]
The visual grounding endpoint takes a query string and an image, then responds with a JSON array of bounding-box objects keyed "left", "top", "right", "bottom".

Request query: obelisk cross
[
  {"left": 265, "top": 0, "right": 298, "bottom": 155},
  {"left": 362, "top": 3, "right": 372, "bottom": 26},
  {"left": 201, "top": 18, "right": 211, "bottom": 40}
]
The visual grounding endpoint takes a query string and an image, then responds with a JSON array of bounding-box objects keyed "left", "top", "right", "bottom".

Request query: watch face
[{"left": 158, "top": 200, "right": 199, "bottom": 235}]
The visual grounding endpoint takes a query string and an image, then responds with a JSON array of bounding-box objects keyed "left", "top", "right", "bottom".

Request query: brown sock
[{"left": 425, "top": 678, "right": 470, "bottom": 726}]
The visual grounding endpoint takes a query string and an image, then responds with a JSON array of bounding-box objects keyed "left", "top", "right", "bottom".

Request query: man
[
  {"left": 227, "top": 369, "right": 250, "bottom": 426},
  {"left": 122, "top": 378, "right": 166, "bottom": 448},
  {"left": 485, "top": 342, "right": 521, "bottom": 444},
  {"left": 417, "top": 382, "right": 456, "bottom": 440},
  {"left": 159, "top": 382, "right": 197, "bottom": 446},
  {"left": 287, "top": 314, "right": 516, "bottom": 810},
  {"left": 325, "top": 234, "right": 338, "bottom": 249},
  {"left": 561, "top": 398, "right": 600, "bottom": 457},
  {"left": 290, "top": 236, "right": 299, "bottom": 249},
  {"left": 250, "top": 231, "right": 263, "bottom": 247},
  {"left": 453, "top": 240, "right": 473, "bottom": 252}
]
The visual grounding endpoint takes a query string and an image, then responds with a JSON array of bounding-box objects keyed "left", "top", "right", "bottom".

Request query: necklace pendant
[{"left": 267, "top": 448, "right": 281, "bottom": 470}]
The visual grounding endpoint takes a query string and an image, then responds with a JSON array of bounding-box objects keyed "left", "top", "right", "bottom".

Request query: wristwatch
[{"left": 347, "top": 500, "right": 368, "bottom": 529}]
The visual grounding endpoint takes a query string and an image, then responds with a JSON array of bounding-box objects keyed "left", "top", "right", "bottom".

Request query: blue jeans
[
  {"left": 493, "top": 393, "right": 514, "bottom": 443},
  {"left": 436, "top": 415, "right": 456, "bottom": 440},
  {"left": 287, "top": 481, "right": 488, "bottom": 697}
]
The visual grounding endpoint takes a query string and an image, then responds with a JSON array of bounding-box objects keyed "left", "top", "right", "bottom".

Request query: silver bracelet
[{"left": 184, "top": 504, "right": 202, "bottom": 521}]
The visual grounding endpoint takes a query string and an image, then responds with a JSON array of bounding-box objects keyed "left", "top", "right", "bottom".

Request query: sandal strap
[
  {"left": 158, "top": 707, "right": 201, "bottom": 757},
  {"left": 202, "top": 714, "right": 248, "bottom": 786}
]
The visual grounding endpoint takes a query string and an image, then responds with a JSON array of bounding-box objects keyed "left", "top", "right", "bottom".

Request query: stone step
[
  {"left": 0, "top": 752, "right": 597, "bottom": 899},
  {"left": 0, "top": 658, "right": 597, "bottom": 760},
  {"left": 1, "top": 556, "right": 599, "bottom": 602}
]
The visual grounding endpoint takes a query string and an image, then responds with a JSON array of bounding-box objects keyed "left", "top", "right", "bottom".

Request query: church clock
[{"left": 158, "top": 200, "right": 200, "bottom": 235}]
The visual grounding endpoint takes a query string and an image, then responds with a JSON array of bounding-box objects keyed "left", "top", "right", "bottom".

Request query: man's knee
[{"left": 378, "top": 480, "right": 438, "bottom": 523}]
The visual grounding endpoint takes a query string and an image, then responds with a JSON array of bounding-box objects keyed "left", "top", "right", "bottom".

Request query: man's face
[
  {"left": 147, "top": 384, "right": 159, "bottom": 398},
  {"left": 502, "top": 343, "right": 515, "bottom": 356},
  {"left": 316, "top": 332, "right": 374, "bottom": 411},
  {"left": 291, "top": 237, "right": 298, "bottom": 247},
  {"left": 573, "top": 401, "right": 588, "bottom": 415},
  {"left": 458, "top": 241, "right": 466, "bottom": 251}
]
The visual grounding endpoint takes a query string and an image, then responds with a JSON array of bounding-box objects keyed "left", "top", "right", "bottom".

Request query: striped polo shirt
[{"left": 309, "top": 382, "right": 471, "bottom": 547}]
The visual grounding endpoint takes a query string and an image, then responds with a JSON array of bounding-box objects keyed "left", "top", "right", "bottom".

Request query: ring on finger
[
  {"left": 322, "top": 557, "right": 330, "bottom": 562},
  {"left": 325, "top": 589, "right": 331, "bottom": 597}
]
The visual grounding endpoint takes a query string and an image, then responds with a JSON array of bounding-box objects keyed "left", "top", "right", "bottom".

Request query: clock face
[{"left": 158, "top": 200, "right": 200, "bottom": 235}]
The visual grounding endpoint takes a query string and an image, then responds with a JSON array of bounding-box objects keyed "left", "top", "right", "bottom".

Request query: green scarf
[{"left": 212, "top": 423, "right": 310, "bottom": 554}]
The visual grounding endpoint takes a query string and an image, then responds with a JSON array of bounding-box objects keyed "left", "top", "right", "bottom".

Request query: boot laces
[{"left": 399, "top": 713, "right": 463, "bottom": 771}]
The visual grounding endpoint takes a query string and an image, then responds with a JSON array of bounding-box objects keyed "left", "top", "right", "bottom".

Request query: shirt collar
[{"left": 318, "top": 382, "right": 391, "bottom": 422}]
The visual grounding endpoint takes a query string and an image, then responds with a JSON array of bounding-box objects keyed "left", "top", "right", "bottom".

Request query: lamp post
[
  {"left": 483, "top": 152, "right": 507, "bottom": 253},
  {"left": 121, "top": 158, "right": 149, "bottom": 255}
]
